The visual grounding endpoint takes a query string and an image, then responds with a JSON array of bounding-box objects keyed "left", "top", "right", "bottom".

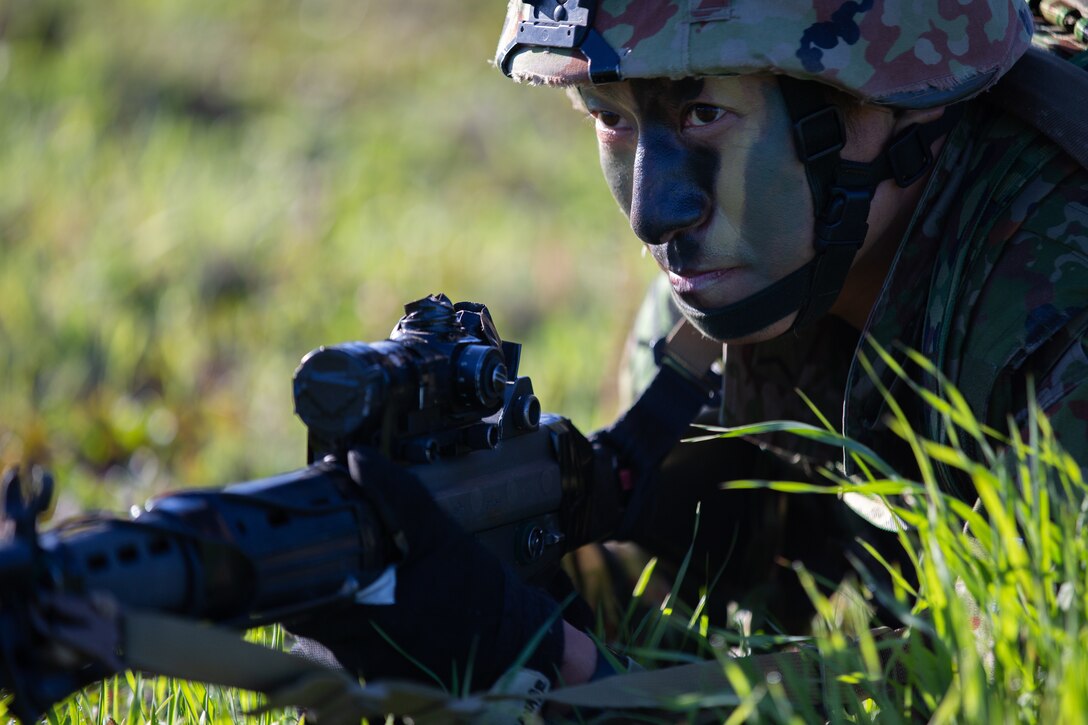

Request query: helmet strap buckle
[
  {"left": 886, "top": 124, "right": 935, "bottom": 187},
  {"left": 814, "top": 186, "right": 871, "bottom": 252},
  {"left": 792, "top": 105, "right": 846, "bottom": 163}
]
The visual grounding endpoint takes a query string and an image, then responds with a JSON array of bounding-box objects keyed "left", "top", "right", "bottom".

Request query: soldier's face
[{"left": 578, "top": 75, "right": 814, "bottom": 341}]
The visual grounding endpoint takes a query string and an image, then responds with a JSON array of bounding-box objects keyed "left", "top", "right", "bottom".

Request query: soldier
[
  {"left": 497, "top": 0, "right": 1088, "bottom": 675},
  {"left": 295, "top": 0, "right": 1088, "bottom": 699}
]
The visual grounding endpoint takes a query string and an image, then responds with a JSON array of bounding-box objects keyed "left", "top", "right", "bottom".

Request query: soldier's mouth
[{"left": 667, "top": 267, "right": 742, "bottom": 306}]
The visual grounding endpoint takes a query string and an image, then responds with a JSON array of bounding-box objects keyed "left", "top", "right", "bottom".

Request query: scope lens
[
  {"left": 455, "top": 345, "right": 506, "bottom": 409},
  {"left": 293, "top": 343, "right": 388, "bottom": 438}
]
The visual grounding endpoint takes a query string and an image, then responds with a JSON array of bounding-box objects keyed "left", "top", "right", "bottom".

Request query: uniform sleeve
[
  {"left": 955, "top": 157, "right": 1088, "bottom": 482},
  {"left": 1036, "top": 333, "right": 1088, "bottom": 476}
]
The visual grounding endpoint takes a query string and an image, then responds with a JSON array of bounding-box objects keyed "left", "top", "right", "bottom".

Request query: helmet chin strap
[
  {"left": 674, "top": 78, "right": 963, "bottom": 342},
  {"left": 670, "top": 260, "right": 815, "bottom": 340}
]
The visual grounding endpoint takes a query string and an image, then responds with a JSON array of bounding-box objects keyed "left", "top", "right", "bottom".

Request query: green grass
[
  {"left": 2, "top": 626, "right": 298, "bottom": 725},
  {"left": 681, "top": 347, "right": 1088, "bottom": 723},
  {"left": 4, "top": 3, "right": 1088, "bottom": 724}
]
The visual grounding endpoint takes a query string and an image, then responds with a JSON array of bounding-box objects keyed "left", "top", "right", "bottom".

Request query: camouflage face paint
[
  {"left": 729, "top": 79, "right": 816, "bottom": 301},
  {"left": 581, "top": 75, "right": 814, "bottom": 324},
  {"left": 580, "top": 78, "right": 715, "bottom": 242}
]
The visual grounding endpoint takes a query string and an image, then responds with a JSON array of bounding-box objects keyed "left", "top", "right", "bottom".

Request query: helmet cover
[{"left": 497, "top": 0, "right": 1035, "bottom": 108}]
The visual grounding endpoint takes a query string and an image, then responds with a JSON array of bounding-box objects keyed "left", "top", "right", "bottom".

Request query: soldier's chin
[
  {"left": 670, "top": 285, "right": 802, "bottom": 344},
  {"left": 714, "top": 313, "right": 796, "bottom": 345},
  {"left": 680, "top": 307, "right": 798, "bottom": 345}
]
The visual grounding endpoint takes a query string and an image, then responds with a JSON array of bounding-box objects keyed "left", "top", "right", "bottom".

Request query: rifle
[{"left": 0, "top": 293, "right": 624, "bottom": 723}]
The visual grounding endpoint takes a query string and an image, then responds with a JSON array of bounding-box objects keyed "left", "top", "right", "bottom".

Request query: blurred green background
[{"left": 0, "top": 0, "right": 656, "bottom": 515}]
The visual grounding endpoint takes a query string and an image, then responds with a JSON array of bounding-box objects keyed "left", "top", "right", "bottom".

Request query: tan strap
[
  {"left": 119, "top": 610, "right": 539, "bottom": 723},
  {"left": 546, "top": 628, "right": 910, "bottom": 712},
  {"left": 660, "top": 319, "right": 722, "bottom": 387},
  {"left": 121, "top": 610, "right": 348, "bottom": 694},
  {"left": 115, "top": 607, "right": 909, "bottom": 721}
]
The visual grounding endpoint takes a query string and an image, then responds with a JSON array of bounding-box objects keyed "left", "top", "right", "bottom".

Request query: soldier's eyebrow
[
  {"left": 575, "top": 84, "right": 631, "bottom": 109},
  {"left": 670, "top": 77, "right": 706, "bottom": 103},
  {"left": 572, "top": 77, "right": 708, "bottom": 119},
  {"left": 628, "top": 77, "right": 706, "bottom": 114}
]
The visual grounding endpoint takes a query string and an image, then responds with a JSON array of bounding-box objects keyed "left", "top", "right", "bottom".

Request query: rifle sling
[
  {"left": 545, "top": 629, "right": 910, "bottom": 713},
  {"left": 119, "top": 609, "right": 462, "bottom": 722},
  {"left": 599, "top": 319, "right": 721, "bottom": 535},
  {"left": 121, "top": 609, "right": 359, "bottom": 699},
  {"left": 117, "top": 606, "right": 908, "bottom": 719},
  {"left": 603, "top": 319, "right": 720, "bottom": 469}
]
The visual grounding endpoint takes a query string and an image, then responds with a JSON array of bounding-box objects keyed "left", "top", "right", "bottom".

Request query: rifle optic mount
[{"left": 294, "top": 294, "right": 542, "bottom": 463}]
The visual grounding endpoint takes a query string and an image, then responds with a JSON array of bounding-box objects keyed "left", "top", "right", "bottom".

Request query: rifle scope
[{"left": 292, "top": 294, "right": 537, "bottom": 463}]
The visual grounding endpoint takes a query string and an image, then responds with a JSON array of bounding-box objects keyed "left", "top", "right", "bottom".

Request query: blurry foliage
[{"left": 0, "top": 0, "right": 655, "bottom": 512}]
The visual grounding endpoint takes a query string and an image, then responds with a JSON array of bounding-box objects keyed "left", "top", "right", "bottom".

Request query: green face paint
[
  {"left": 726, "top": 78, "right": 816, "bottom": 304},
  {"left": 580, "top": 76, "right": 815, "bottom": 337}
]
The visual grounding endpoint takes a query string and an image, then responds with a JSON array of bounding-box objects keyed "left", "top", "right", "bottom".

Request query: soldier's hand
[{"left": 287, "top": 448, "right": 566, "bottom": 689}]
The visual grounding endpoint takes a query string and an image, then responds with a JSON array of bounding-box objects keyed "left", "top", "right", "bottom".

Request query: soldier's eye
[
  {"left": 685, "top": 104, "right": 728, "bottom": 128},
  {"left": 592, "top": 110, "right": 625, "bottom": 129}
]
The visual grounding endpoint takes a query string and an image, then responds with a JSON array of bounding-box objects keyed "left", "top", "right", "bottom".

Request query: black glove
[{"left": 287, "top": 448, "right": 566, "bottom": 689}]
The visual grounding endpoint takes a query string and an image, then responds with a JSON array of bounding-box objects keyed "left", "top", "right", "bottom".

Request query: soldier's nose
[{"left": 629, "top": 131, "right": 711, "bottom": 246}]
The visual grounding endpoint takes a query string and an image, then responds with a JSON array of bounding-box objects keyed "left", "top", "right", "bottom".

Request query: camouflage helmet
[{"left": 496, "top": 0, "right": 1034, "bottom": 109}]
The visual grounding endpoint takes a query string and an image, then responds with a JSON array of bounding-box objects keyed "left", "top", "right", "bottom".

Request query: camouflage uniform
[{"left": 845, "top": 71, "right": 1088, "bottom": 494}]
